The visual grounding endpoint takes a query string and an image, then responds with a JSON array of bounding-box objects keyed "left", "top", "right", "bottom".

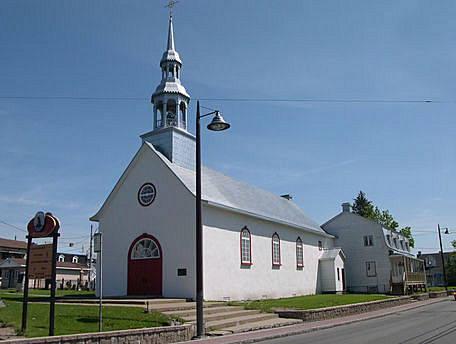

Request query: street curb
[{"left": 176, "top": 297, "right": 450, "bottom": 344}]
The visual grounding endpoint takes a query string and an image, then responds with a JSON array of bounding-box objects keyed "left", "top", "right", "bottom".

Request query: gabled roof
[
  {"left": 0, "top": 238, "right": 27, "bottom": 250},
  {"left": 91, "top": 142, "right": 332, "bottom": 237},
  {"left": 319, "top": 248, "right": 346, "bottom": 261}
]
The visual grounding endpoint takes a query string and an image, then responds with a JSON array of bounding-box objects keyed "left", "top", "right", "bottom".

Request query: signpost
[{"left": 22, "top": 212, "right": 60, "bottom": 336}]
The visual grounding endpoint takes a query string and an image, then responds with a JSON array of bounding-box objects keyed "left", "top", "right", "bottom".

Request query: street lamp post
[
  {"left": 438, "top": 224, "right": 450, "bottom": 292},
  {"left": 195, "top": 100, "right": 230, "bottom": 338}
]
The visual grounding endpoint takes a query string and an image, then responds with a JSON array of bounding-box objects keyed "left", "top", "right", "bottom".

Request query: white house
[
  {"left": 90, "top": 14, "right": 344, "bottom": 301},
  {"left": 322, "top": 203, "right": 426, "bottom": 294}
]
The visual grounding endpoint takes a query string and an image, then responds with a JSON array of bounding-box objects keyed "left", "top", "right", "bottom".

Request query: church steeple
[
  {"left": 151, "top": 10, "right": 190, "bottom": 131},
  {"left": 142, "top": 4, "right": 195, "bottom": 171}
]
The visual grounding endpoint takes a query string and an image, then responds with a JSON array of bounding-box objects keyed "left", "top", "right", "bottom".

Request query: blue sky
[{"left": 1, "top": 0, "right": 455, "bottom": 254}]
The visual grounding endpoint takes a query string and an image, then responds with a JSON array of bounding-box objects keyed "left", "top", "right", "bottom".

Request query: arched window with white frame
[
  {"left": 131, "top": 238, "right": 160, "bottom": 260},
  {"left": 58, "top": 254, "right": 65, "bottom": 262},
  {"left": 272, "top": 233, "right": 281, "bottom": 266},
  {"left": 240, "top": 227, "right": 252, "bottom": 265},
  {"left": 296, "top": 237, "right": 304, "bottom": 267},
  {"left": 72, "top": 256, "right": 78, "bottom": 264}
]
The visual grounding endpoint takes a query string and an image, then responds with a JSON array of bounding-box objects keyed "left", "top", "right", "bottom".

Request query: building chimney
[
  {"left": 281, "top": 194, "right": 292, "bottom": 200},
  {"left": 342, "top": 202, "right": 351, "bottom": 212}
]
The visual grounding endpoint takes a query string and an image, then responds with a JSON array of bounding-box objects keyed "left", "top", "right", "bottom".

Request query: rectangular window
[
  {"left": 337, "top": 268, "right": 340, "bottom": 281},
  {"left": 363, "top": 235, "right": 373, "bottom": 246},
  {"left": 400, "top": 240, "right": 404, "bottom": 250},
  {"left": 393, "top": 238, "right": 398, "bottom": 248},
  {"left": 366, "top": 261, "right": 376, "bottom": 277},
  {"left": 318, "top": 241, "right": 322, "bottom": 251},
  {"left": 405, "top": 243, "right": 410, "bottom": 252},
  {"left": 386, "top": 235, "right": 391, "bottom": 245}
]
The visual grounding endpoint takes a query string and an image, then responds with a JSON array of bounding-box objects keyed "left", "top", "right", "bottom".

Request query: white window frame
[
  {"left": 131, "top": 238, "right": 160, "bottom": 260},
  {"left": 296, "top": 237, "right": 304, "bottom": 268},
  {"left": 72, "top": 256, "right": 78, "bottom": 264},
  {"left": 58, "top": 255, "right": 65, "bottom": 262},
  {"left": 240, "top": 227, "right": 252, "bottom": 265},
  {"left": 363, "top": 235, "right": 374, "bottom": 246},
  {"left": 366, "top": 261, "right": 377, "bottom": 277},
  {"left": 272, "top": 233, "right": 281, "bottom": 266}
]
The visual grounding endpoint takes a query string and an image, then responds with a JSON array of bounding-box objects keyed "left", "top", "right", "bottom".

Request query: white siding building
[
  {"left": 322, "top": 203, "right": 425, "bottom": 294},
  {"left": 90, "top": 14, "right": 344, "bottom": 301}
]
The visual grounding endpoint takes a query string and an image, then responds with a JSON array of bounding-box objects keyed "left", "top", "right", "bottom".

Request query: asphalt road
[{"left": 258, "top": 299, "right": 456, "bottom": 344}]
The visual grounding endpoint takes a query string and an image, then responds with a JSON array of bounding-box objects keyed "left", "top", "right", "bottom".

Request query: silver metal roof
[
  {"left": 152, "top": 81, "right": 190, "bottom": 99},
  {"left": 319, "top": 248, "right": 345, "bottom": 260},
  {"left": 154, "top": 144, "right": 327, "bottom": 235}
]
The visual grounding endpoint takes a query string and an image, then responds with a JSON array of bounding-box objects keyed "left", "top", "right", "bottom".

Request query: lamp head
[{"left": 207, "top": 112, "right": 230, "bottom": 131}]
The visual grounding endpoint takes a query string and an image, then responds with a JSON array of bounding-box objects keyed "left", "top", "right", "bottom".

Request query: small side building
[{"left": 322, "top": 203, "right": 425, "bottom": 294}]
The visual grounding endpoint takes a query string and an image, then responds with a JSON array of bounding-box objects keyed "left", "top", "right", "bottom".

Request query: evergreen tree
[{"left": 352, "top": 191, "right": 372, "bottom": 218}]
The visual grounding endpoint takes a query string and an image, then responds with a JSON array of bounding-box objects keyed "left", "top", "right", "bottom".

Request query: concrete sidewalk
[{"left": 177, "top": 296, "right": 452, "bottom": 344}]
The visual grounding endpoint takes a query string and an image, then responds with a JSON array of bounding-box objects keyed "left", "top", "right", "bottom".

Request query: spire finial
[{"left": 165, "top": 0, "right": 179, "bottom": 19}]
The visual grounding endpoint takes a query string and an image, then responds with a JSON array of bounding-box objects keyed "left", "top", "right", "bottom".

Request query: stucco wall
[
  {"left": 203, "top": 205, "right": 334, "bottom": 301},
  {"left": 95, "top": 146, "right": 196, "bottom": 298}
]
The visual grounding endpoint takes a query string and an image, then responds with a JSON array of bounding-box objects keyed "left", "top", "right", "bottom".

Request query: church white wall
[
  {"left": 202, "top": 205, "right": 334, "bottom": 301},
  {"left": 95, "top": 147, "right": 196, "bottom": 298}
]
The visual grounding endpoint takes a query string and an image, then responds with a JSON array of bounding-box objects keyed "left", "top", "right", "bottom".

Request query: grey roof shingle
[{"left": 152, "top": 144, "right": 327, "bottom": 236}]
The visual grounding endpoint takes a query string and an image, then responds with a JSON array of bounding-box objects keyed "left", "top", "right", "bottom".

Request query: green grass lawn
[
  {"left": 0, "top": 290, "right": 174, "bottom": 338},
  {"left": 229, "top": 293, "right": 395, "bottom": 313}
]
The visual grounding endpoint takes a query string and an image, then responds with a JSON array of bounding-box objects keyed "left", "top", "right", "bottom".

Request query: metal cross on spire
[{"left": 165, "top": 0, "right": 179, "bottom": 18}]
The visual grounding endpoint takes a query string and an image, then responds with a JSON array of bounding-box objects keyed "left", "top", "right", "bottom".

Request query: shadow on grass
[{"left": 76, "top": 317, "right": 99, "bottom": 323}]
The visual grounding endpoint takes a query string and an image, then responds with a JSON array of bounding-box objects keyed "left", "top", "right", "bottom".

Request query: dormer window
[
  {"left": 72, "top": 256, "right": 78, "bottom": 264},
  {"left": 58, "top": 255, "right": 64, "bottom": 262}
]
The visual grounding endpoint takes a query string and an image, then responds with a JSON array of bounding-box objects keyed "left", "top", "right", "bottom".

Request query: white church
[{"left": 90, "top": 12, "right": 345, "bottom": 301}]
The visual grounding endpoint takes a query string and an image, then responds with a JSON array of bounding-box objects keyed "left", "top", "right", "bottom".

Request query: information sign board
[{"left": 28, "top": 244, "right": 53, "bottom": 279}]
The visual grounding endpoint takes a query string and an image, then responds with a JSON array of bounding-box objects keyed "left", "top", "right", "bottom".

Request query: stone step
[
  {"left": 183, "top": 309, "right": 260, "bottom": 322},
  {"left": 56, "top": 298, "right": 186, "bottom": 305},
  {"left": 162, "top": 305, "right": 245, "bottom": 318},
  {"left": 205, "top": 312, "right": 279, "bottom": 330},
  {"left": 208, "top": 317, "right": 302, "bottom": 335},
  {"left": 148, "top": 301, "right": 226, "bottom": 313}
]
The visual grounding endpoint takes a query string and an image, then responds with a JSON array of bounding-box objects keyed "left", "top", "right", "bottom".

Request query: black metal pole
[
  {"left": 196, "top": 100, "right": 204, "bottom": 338},
  {"left": 438, "top": 224, "right": 448, "bottom": 292},
  {"left": 21, "top": 235, "right": 32, "bottom": 334},
  {"left": 49, "top": 232, "right": 59, "bottom": 336},
  {"left": 99, "top": 232, "right": 103, "bottom": 332}
]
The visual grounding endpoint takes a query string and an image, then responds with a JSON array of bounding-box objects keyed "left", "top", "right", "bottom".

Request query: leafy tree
[
  {"left": 446, "top": 240, "right": 456, "bottom": 286},
  {"left": 351, "top": 190, "right": 414, "bottom": 247},
  {"left": 399, "top": 226, "right": 414, "bottom": 248}
]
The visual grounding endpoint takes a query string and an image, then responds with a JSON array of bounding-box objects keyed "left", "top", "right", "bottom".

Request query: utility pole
[
  {"left": 89, "top": 224, "right": 93, "bottom": 289},
  {"left": 438, "top": 224, "right": 448, "bottom": 292}
]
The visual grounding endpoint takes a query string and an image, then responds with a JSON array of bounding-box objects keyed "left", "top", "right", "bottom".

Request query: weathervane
[{"left": 165, "top": 0, "right": 179, "bottom": 18}]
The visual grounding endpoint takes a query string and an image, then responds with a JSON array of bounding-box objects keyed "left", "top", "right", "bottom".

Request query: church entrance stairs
[{"left": 56, "top": 297, "right": 302, "bottom": 335}]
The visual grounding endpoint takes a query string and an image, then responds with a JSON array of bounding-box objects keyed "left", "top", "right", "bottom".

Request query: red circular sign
[{"left": 27, "top": 213, "right": 60, "bottom": 238}]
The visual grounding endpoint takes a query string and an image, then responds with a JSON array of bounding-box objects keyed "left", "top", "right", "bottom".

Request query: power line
[
  {"left": 0, "top": 220, "right": 27, "bottom": 233},
  {"left": 0, "top": 95, "right": 455, "bottom": 104}
]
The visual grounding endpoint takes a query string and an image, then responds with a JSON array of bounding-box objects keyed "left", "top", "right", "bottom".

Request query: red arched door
[{"left": 127, "top": 234, "right": 162, "bottom": 296}]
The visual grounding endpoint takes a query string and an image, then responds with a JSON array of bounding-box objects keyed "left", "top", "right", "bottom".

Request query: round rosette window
[{"left": 138, "top": 183, "right": 157, "bottom": 206}]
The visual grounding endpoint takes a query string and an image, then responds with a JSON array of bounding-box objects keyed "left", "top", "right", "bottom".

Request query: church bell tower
[{"left": 141, "top": 6, "right": 195, "bottom": 170}]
